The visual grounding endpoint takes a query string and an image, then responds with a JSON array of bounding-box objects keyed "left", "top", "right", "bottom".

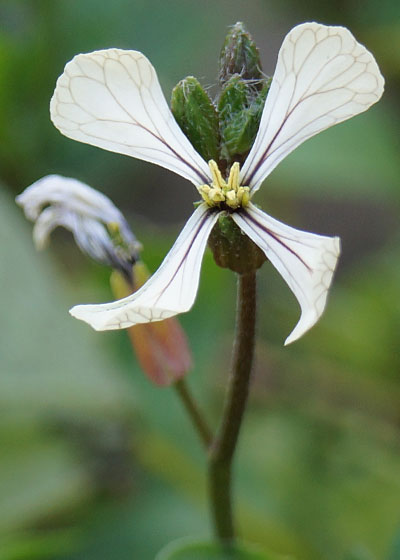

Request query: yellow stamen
[
  {"left": 209, "top": 160, "right": 225, "bottom": 189},
  {"left": 227, "top": 162, "right": 240, "bottom": 191},
  {"left": 225, "top": 190, "right": 237, "bottom": 206},
  {"left": 197, "top": 160, "right": 250, "bottom": 209},
  {"left": 209, "top": 188, "right": 225, "bottom": 203}
]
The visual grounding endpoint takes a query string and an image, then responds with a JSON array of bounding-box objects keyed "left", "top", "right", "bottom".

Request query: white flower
[
  {"left": 16, "top": 175, "right": 141, "bottom": 279},
  {"left": 50, "top": 22, "right": 384, "bottom": 344}
]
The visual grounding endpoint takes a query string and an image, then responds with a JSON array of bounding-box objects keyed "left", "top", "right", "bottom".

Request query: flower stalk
[
  {"left": 174, "top": 379, "right": 213, "bottom": 448},
  {"left": 208, "top": 271, "right": 257, "bottom": 541}
]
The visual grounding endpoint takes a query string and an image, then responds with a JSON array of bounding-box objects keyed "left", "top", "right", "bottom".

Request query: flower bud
[
  {"left": 110, "top": 263, "right": 192, "bottom": 386},
  {"left": 171, "top": 76, "right": 219, "bottom": 162},
  {"left": 219, "top": 76, "right": 270, "bottom": 163},
  {"left": 219, "top": 22, "right": 262, "bottom": 86},
  {"left": 208, "top": 212, "right": 266, "bottom": 275}
]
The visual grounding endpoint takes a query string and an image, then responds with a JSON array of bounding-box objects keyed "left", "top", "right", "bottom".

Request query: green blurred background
[{"left": 0, "top": 1, "right": 399, "bottom": 558}]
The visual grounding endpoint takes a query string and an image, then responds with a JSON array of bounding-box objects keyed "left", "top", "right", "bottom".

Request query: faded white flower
[
  {"left": 49, "top": 22, "right": 384, "bottom": 344},
  {"left": 17, "top": 175, "right": 194, "bottom": 386},
  {"left": 16, "top": 175, "right": 141, "bottom": 280}
]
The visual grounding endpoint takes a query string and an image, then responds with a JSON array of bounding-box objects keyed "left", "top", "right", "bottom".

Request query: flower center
[{"left": 198, "top": 160, "right": 250, "bottom": 210}]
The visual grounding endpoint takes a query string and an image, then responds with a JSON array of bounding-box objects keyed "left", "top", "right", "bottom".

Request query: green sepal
[
  {"left": 219, "top": 76, "right": 271, "bottom": 163},
  {"left": 219, "top": 22, "right": 263, "bottom": 86},
  {"left": 208, "top": 212, "right": 266, "bottom": 274},
  {"left": 171, "top": 76, "right": 220, "bottom": 162}
]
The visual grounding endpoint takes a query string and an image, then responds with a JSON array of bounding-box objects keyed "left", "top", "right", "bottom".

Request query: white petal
[
  {"left": 31, "top": 205, "right": 76, "bottom": 249},
  {"left": 50, "top": 50, "right": 211, "bottom": 185},
  {"left": 241, "top": 22, "right": 384, "bottom": 192},
  {"left": 70, "top": 204, "right": 218, "bottom": 330},
  {"left": 17, "top": 175, "right": 127, "bottom": 225},
  {"left": 232, "top": 203, "right": 340, "bottom": 344}
]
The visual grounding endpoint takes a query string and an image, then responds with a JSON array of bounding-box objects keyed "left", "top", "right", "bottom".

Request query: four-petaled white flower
[{"left": 50, "top": 22, "right": 384, "bottom": 344}]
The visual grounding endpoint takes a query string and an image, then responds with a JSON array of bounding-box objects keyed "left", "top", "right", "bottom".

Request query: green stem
[
  {"left": 208, "top": 271, "right": 257, "bottom": 542},
  {"left": 174, "top": 379, "right": 213, "bottom": 448}
]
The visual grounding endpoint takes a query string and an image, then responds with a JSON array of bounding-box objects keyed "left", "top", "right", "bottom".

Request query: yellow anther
[
  {"left": 107, "top": 221, "right": 120, "bottom": 233},
  {"left": 227, "top": 162, "right": 240, "bottom": 191},
  {"left": 225, "top": 190, "right": 238, "bottom": 208},
  {"left": 200, "top": 185, "right": 211, "bottom": 195},
  {"left": 197, "top": 185, "right": 210, "bottom": 205},
  {"left": 209, "top": 188, "right": 225, "bottom": 203},
  {"left": 198, "top": 161, "right": 251, "bottom": 209},
  {"left": 237, "top": 187, "right": 250, "bottom": 207},
  {"left": 208, "top": 160, "right": 226, "bottom": 189}
]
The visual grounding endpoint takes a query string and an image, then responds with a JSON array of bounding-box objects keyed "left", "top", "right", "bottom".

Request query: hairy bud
[
  {"left": 171, "top": 76, "right": 219, "bottom": 162},
  {"left": 219, "top": 76, "right": 270, "bottom": 163},
  {"left": 219, "top": 22, "right": 262, "bottom": 85}
]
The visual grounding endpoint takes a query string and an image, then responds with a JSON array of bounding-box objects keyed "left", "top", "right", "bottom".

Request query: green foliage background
[{"left": 0, "top": 1, "right": 399, "bottom": 558}]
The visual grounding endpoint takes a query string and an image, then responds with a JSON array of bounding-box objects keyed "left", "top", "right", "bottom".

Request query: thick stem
[
  {"left": 174, "top": 379, "right": 213, "bottom": 448},
  {"left": 208, "top": 271, "right": 257, "bottom": 542}
]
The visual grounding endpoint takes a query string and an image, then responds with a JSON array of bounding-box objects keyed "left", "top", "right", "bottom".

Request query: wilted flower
[
  {"left": 16, "top": 174, "right": 140, "bottom": 282},
  {"left": 17, "top": 175, "right": 192, "bottom": 385},
  {"left": 50, "top": 22, "right": 384, "bottom": 344}
]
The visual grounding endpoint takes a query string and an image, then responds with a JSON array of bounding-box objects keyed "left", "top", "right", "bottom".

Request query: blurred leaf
[
  {"left": 0, "top": 187, "right": 137, "bottom": 542},
  {"left": 156, "top": 537, "right": 285, "bottom": 560},
  {"left": 343, "top": 546, "right": 376, "bottom": 560},
  {"left": 386, "top": 529, "right": 400, "bottom": 560},
  {"left": 0, "top": 186, "right": 135, "bottom": 419},
  {"left": 0, "top": 424, "right": 92, "bottom": 533},
  {"left": 0, "top": 530, "right": 78, "bottom": 560},
  {"left": 54, "top": 475, "right": 210, "bottom": 560}
]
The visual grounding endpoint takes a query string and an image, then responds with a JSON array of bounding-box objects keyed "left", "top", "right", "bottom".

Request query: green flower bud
[
  {"left": 219, "top": 22, "right": 262, "bottom": 86},
  {"left": 171, "top": 76, "right": 219, "bottom": 162},
  {"left": 219, "top": 76, "right": 270, "bottom": 163},
  {"left": 208, "top": 212, "right": 266, "bottom": 275}
]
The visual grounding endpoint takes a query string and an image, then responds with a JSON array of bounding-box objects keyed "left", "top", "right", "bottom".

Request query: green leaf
[
  {"left": 171, "top": 76, "right": 219, "bottom": 162},
  {"left": 156, "top": 537, "right": 287, "bottom": 560}
]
